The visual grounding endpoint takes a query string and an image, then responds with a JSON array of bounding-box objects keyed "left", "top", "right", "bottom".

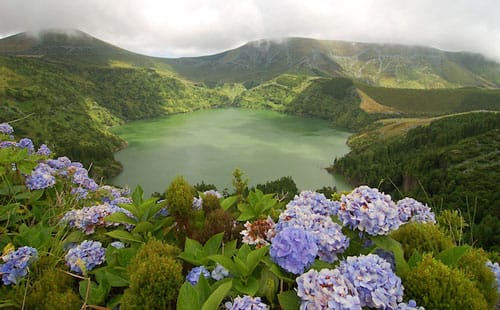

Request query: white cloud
[{"left": 0, "top": 0, "right": 499, "bottom": 61}]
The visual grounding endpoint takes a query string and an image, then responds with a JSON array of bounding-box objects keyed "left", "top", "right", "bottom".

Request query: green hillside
[
  {"left": 331, "top": 112, "right": 500, "bottom": 250},
  {"left": 166, "top": 37, "right": 500, "bottom": 88},
  {"left": 357, "top": 84, "right": 500, "bottom": 116}
]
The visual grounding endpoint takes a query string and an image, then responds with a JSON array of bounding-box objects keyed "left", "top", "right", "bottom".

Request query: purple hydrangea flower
[
  {"left": 72, "top": 167, "right": 98, "bottom": 191},
  {"left": 60, "top": 203, "right": 134, "bottom": 234},
  {"left": 224, "top": 295, "right": 269, "bottom": 310},
  {"left": 211, "top": 263, "right": 230, "bottom": 281},
  {"left": 25, "top": 163, "right": 56, "bottom": 190},
  {"left": 0, "top": 141, "right": 17, "bottom": 149},
  {"left": 337, "top": 186, "right": 402, "bottom": 235},
  {"left": 397, "top": 197, "right": 436, "bottom": 224},
  {"left": 46, "top": 156, "right": 72, "bottom": 170},
  {"left": 397, "top": 299, "right": 425, "bottom": 310},
  {"left": 339, "top": 254, "right": 404, "bottom": 309},
  {"left": 270, "top": 227, "right": 318, "bottom": 274},
  {"left": 65, "top": 240, "right": 105, "bottom": 274},
  {"left": 186, "top": 266, "right": 210, "bottom": 285},
  {"left": 0, "top": 246, "right": 38, "bottom": 285},
  {"left": 296, "top": 268, "right": 361, "bottom": 310},
  {"left": 287, "top": 190, "right": 339, "bottom": 216},
  {"left": 36, "top": 144, "right": 51, "bottom": 156},
  {"left": 110, "top": 241, "right": 125, "bottom": 249},
  {"left": 486, "top": 260, "right": 500, "bottom": 292},
  {"left": 17, "top": 138, "right": 35, "bottom": 154},
  {"left": 278, "top": 210, "right": 348, "bottom": 263},
  {"left": 0, "top": 123, "right": 14, "bottom": 135}
]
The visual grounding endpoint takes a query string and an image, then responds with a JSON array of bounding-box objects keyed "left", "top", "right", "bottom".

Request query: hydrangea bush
[{"left": 1, "top": 122, "right": 498, "bottom": 309}]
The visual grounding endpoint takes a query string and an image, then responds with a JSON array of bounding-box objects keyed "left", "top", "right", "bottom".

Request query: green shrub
[
  {"left": 456, "top": 248, "right": 499, "bottom": 308},
  {"left": 404, "top": 255, "right": 488, "bottom": 309},
  {"left": 165, "top": 176, "right": 195, "bottom": 219},
  {"left": 121, "top": 239, "right": 183, "bottom": 310},
  {"left": 437, "top": 209, "right": 468, "bottom": 244},
  {"left": 390, "top": 222, "right": 454, "bottom": 260},
  {"left": 25, "top": 265, "right": 81, "bottom": 309}
]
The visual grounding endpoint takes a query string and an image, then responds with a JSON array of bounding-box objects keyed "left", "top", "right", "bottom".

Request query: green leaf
[
  {"left": 203, "top": 232, "right": 224, "bottom": 256},
  {"left": 435, "top": 245, "right": 471, "bottom": 267},
  {"left": 79, "top": 280, "right": 108, "bottom": 306},
  {"left": 234, "top": 277, "right": 259, "bottom": 296},
  {"left": 207, "top": 255, "right": 240, "bottom": 277},
  {"left": 105, "top": 230, "right": 143, "bottom": 243},
  {"left": 220, "top": 195, "right": 239, "bottom": 210},
  {"left": 407, "top": 250, "right": 423, "bottom": 268},
  {"left": 201, "top": 279, "right": 232, "bottom": 310},
  {"left": 104, "top": 212, "right": 137, "bottom": 225},
  {"left": 177, "top": 282, "right": 201, "bottom": 310},
  {"left": 131, "top": 185, "right": 144, "bottom": 207},
  {"left": 371, "top": 235, "right": 409, "bottom": 277},
  {"left": 246, "top": 246, "right": 268, "bottom": 274},
  {"left": 132, "top": 222, "right": 155, "bottom": 234},
  {"left": 278, "top": 290, "right": 300, "bottom": 310}
]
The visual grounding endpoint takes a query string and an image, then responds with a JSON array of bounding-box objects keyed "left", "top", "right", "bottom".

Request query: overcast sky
[{"left": 1, "top": 0, "right": 499, "bottom": 61}]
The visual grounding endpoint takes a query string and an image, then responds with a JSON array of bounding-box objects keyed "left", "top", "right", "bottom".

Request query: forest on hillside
[{"left": 331, "top": 112, "right": 500, "bottom": 250}]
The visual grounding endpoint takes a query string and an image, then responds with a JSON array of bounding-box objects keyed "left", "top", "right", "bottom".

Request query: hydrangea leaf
[
  {"left": 278, "top": 290, "right": 300, "bottom": 310},
  {"left": 201, "top": 279, "right": 232, "bottom": 310},
  {"left": 435, "top": 245, "right": 472, "bottom": 267}
]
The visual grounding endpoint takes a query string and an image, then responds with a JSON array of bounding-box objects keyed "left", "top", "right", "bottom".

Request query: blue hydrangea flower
[
  {"left": 0, "top": 246, "right": 38, "bottom": 285},
  {"left": 186, "top": 266, "right": 210, "bottom": 285},
  {"left": 65, "top": 240, "right": 105, "bottom": 274},
  {"left": 0, "top": 141, "right": 17, "bottom": 149},
  {"left": 397, "top": 197, "right": 436, "bottom": 224},
  {"left": 0, "top": 123, "right": 14, "bottom": 135},
  {"left": 36, "top": 144, "right": 51, "bottom": 156},
  {"left": 25, "top": 163, "right": 56, "bottom": 190},
  {"left": 72, "top": 167, "right": 98, "bottom": 191},
  {"left": 270, "top": 227, "right": 318, "bottom": 274},
  {"left": 110, "top": 241, "right": 125, "bottom": 249},
  {"left": 46, "top": 156, "right": 72, "bottom": 170},
  {"left": 338, "top": 254, "right": 404, "bottom": 309},
  {"left": 60, "top": 203, "right": 134, "bottom": 234},
  {"left": 224, "top": 295, "right": 269, "bottom": 310},
  {"left": 397, "top": 299, "right": 425, "bottom": 310},
  {"left": 287, "top": 190, "right": 339, "bottom": 216},
  {"left": 17, "top": 138, "right": 35, "bottom": 154},
  {"left": 337, "top": 186, "right": 402, "bottom": 235},
  {"left": 296, "top": 268, "right": 361, "bottom": 310},
  {"left": 486, "top": 260, "right": 500, "bottom": 292},
  {"left": 211, "top": 263, "right": 230, "bottom": 281}
]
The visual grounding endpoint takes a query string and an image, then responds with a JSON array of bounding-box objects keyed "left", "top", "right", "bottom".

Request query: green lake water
[{"left": 109, "top": 108, "right": 352, "bottom": 195}]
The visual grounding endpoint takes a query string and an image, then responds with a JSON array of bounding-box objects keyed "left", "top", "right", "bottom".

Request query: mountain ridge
[{"left": 1, "top": 29, "right": 499, "bottom": 88}]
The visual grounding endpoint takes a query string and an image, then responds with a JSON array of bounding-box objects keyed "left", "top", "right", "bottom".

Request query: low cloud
[{"left": 0, "top": 0, "right": 499, "bottom": 62}]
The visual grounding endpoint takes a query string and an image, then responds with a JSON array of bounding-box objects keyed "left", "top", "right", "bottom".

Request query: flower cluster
[
  {"left": 224, "top": 295, "right": 269, "bottom": 310},
  {"left": 296, "top": 268, "right": 361, "bottom": 310},
  {"left": 397, "top": 197, "right": 436, "bottom": 224},
  {"left": 270, "top": 227, "right": 318, "bottom": 274},
  {"left": 0, "top": 123, "right": 14, "bottom": 135},
  {"left": 211, "top": 263, "right": 230, "bottom": 281},
  {"left": 60, "top": 203, "right": 134, "bottom": 234},
  {"left": 286, "top": 190, "right": 339, "bottom": 216},
  {"left": 16, "top": 138, "right": 35, "bottom": 154},
  {"left": 0, "top": 246, "right": 38, "bottom": 285},
  {"left": 241, "top": 216, "right": 276, "bottom": 248},
  {"left": 486, "top": 260, "right": 500, "bottom": 292},
  {"left": 338, "top": 186, "right": 402, "bottom": 235},
  {"left": 397, "top": 300, "right": 425, "bottom": 310},
  {"left": 65, "top": 240, "right": 106, "bottom": 274},
  {"left": 25, "top": 163, "right": 56, "bottom": 190},
  {"left": 338, "top": 254, "right": 404, "bottom": 309},
  {"left": 186, "top": 266, "right": 211, "bottom": 285},
  {"left": 275, "top": 192, "right": 349, "bottom": 264},
  {"left": 192, "top": 190, "right": 223, "bottom": 210},
  {"left": 186, "top": 264, "right": 231, "bottom": 284}
]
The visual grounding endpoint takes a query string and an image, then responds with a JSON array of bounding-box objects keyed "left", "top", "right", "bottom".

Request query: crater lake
[{"left": 109, "top": 108, "right": 352, "bottom": 195}]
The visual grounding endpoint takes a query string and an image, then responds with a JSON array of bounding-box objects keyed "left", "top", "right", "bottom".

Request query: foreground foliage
[{"left": 1, "top": 124, "right": 499, "bottom": 309}]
